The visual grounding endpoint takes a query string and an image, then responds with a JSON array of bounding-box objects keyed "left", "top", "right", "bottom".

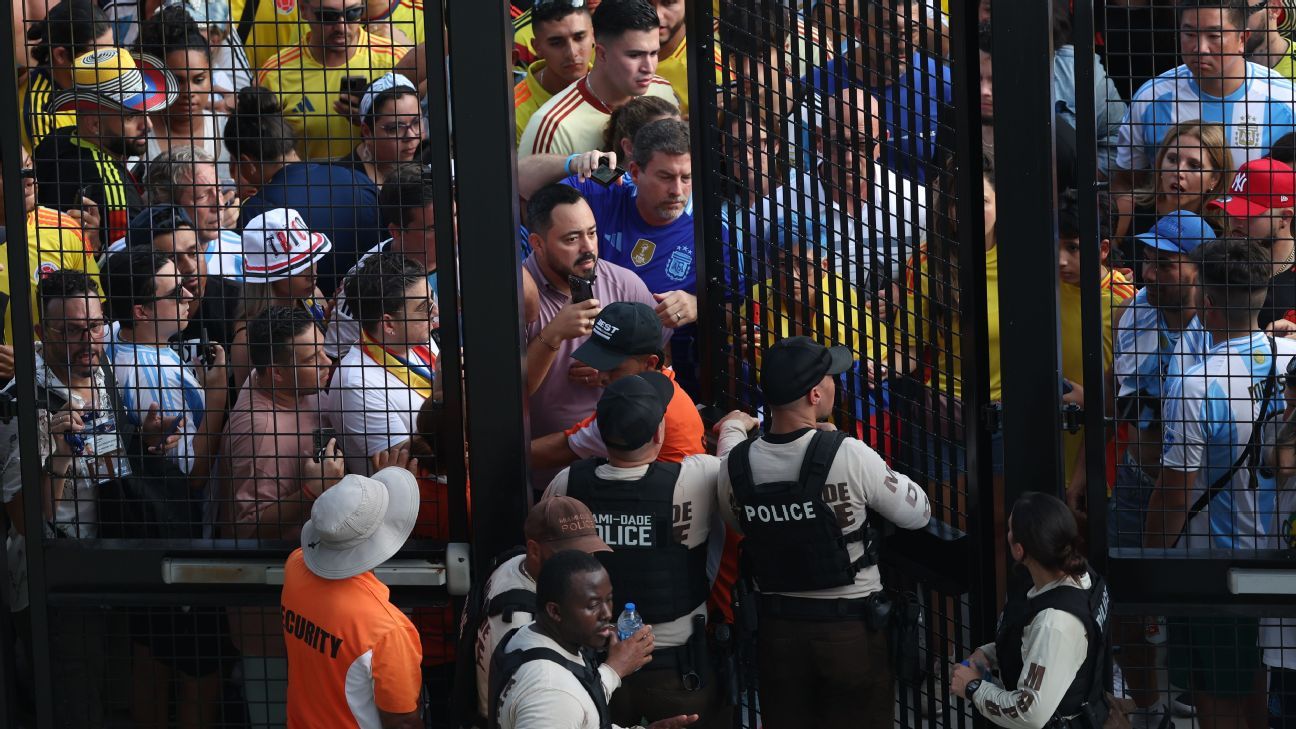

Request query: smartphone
[
  {"left": 312, "top": 427, "right": 337, "bottom": 463},
  {"left": 340, "top": 75, "right": 370, "bottom": 98},
  {"left": 75, "top": 185, "right": 92, "bottom": 206},
  {"left": 198, "top": 327, "right": 215, "bottom": 369},
  {"left": 590, "top": 158, "right": 625, "bottom": 187},
  {"left": 568, "top": 274, "right": 596, "bottom": 304}
]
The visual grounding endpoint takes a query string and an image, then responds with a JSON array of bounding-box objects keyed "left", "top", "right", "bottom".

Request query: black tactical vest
[
  {"left": 564, "top": 459, "right": 709, "bottom": 625},
  {"left": 488, "top": 627, "right": 611, "bottom": 729},
  {"left": 725, "top": 430, "right": 877, "bottom": 593},
  {"left": 994, "top": 569, "right": 1111, "bottom": 724}
]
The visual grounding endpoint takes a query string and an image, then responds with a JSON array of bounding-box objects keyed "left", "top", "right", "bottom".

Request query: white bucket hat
[
  {"left": 301, "top": 467, "right": 420, "bottom": 580},
  {"left": 242, "top": 208, "right": 332, "bottom": 282}
]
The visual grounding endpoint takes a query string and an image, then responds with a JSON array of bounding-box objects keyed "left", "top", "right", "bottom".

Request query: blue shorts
[{"left": 1109, "top": 455, "right": 1155, "bottom": 549}]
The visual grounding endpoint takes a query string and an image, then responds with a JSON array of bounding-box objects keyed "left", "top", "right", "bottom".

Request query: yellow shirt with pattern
[
  {"left": 747, "top": 270, "right": 888, "bottom": 367},
  {"left": 515, "top": 60, "right": 557, "bottom": 145},
  {"left": 18, "top": 68, "right": 75, "bottom": 153},
  {"left": 0, "top": 208, "right": 101, "bottom": 346},
  {"left": 655, "top": 35, "right": 725, "bottom": 119},
  {"left": 231, "top": 0, "right": 305, "bottom": 73},
  {"left": 257, "top": 30, "right": 408, "bottom": 160}
]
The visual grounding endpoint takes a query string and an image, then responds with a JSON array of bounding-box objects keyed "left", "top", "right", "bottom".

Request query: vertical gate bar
[
  {"left": 1071, "top": 0, "right": 1111, "bottom": 572},
  {"left": 0, "top": 12, "right": 54, "bottom": 726},
  {"left": 990, "top": 0, "right": 1065, "bottom": 506},
  {"left": 949, "top": 0, "right": 997, "bottom": 641},
  {"left": 421, "top": 0, "right": 470, "bottom": 543},
  {"left": 685, "top": 0, "right": 720, "bottom": 410},
  {"left": 444, "top": 0, "right": 530, "bottom": 576}
]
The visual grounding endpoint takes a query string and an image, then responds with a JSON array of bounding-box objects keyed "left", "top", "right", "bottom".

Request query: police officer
[
  {"left": 545, "top": 372, "right": 756, "bottom": 729},
  {"left": 716, "top": 336, "right": 932, "bottom": 729},
  {"left": 952, "top": 493, "right": 1112, "bottom": 729}
]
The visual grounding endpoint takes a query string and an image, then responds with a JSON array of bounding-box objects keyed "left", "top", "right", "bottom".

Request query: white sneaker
[
  {"left": 1170, "top": 692, "right": 1196, "bottom": 718},
  {"left": 1128, "top": 701, "right": 1172, "bottom": 729}
]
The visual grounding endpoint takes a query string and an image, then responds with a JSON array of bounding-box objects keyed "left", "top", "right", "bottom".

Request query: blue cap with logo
[{"left": 1135, "top": 210, "right": 1216, "bottom": 255}]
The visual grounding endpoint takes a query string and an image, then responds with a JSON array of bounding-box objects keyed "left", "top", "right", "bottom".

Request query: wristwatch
[{"left": 964, "top": 678, "right": 983, "bottom": 701}]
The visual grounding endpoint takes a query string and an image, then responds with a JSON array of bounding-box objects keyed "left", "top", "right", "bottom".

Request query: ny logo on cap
[
  {"left": 1232, "top": 173, "right": 1249, "bottom": 193},
  {"left": 593, "top": 320, "right": 620, "bottom": 341}
]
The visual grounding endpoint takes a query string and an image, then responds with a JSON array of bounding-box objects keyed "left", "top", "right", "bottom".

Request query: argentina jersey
[
  {"left": 1113, "top": 288, "right": 1206, "bottom": 401},
  {"left": 1161, "top": 333, "right": 1296, "bottom": 551},
  {"left": 107, "top": 330, "right": 206, "bottom": 475},
  {"left": 1117, "top": 62, "right": 1296, "bottom": 173}
]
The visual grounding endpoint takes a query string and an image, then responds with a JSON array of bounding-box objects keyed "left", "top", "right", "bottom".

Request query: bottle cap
[{"left": 625, "top": 602, "right": 636, "bottom": 612}]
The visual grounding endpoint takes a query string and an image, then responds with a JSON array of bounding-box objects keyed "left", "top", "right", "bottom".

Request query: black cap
[
  {"left": 760, "top": 336, "right": 853, "bottom": 406},
  {"left": 572, "top": 301, "right": 662, "bottom": 371},
  {"left": 596, "top": 371, "right": 674, "bottom": 451},
  {"left": 127, "top": 205, "right": 195, "bottom": 250}
]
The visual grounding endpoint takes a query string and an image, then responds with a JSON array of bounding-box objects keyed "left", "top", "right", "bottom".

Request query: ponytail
[{"left": 1009, "top": 492, "right": 1089, "bottom": 578}]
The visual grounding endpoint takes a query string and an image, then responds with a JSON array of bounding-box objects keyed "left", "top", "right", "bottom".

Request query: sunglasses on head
[
  {"left": 311, "top": 4, "right": 365, "bottom": 23},
  {"left": 534, "top": 0, "right": 587, "bottom": 10}
]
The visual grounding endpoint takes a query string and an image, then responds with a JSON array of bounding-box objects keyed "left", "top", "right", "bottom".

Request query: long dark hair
[{"left": 1009, "top": 492, "right": 1088, "bottom": 578}]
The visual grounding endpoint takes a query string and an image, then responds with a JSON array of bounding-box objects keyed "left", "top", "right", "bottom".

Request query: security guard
[
  {"left": 952, "top": 492, "right": 1112, "bottom": 729},
  {"left": 546, "top": 372, "right": 755, "bottom": 729},
  {"left": 716, "top": 336, "right": 932, "bottom": 729}
]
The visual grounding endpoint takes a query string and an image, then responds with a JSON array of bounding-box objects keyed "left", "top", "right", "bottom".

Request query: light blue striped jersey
[
  {"left": 1112, "top": 287, "right": 1206, "bottom": 428},
  {"left": 104, "top": 228, "right": 245, "bottom": 283},
  {"left": 1115, "top": 62, "right": 1296, "bottom": 173},
  {"left": 1161, "top": 332, "right": 1296, "bottom": 551},
  {"left": 106, "top": 327, "right": 206, "bottom": 475}
]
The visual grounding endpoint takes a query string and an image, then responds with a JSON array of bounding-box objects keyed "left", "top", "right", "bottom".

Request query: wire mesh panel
[{"left": 1, "top": 0, "right": 474, "bottom": 726}]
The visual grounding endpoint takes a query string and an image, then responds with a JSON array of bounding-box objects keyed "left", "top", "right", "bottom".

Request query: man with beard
[
  {"left": 1244, "top": 0, "right": 1296, "bottom": 80},
  {"left": 0, "top": 271, "right": 173, "bottom": 727},
  {"left": 491, "top": 549, "right": 696, "bottom": 729},
  {"left": 523, "top": 184, "right": 657, "bottom": 492},
  {"left": 1110, "top": 211, "right": 1214, "bottom": 728},
  {"left": 1207, "top": 158, "right": 1296, "bottom": 330},
  {"left": 522, "top": 119, "right": 699, "bottom": 393},
  {"left": 34, "top": 47, "right": 176, "bottom": 246},
  {"left": 256, "top": 0, "right": 406, "bottom": 160}
]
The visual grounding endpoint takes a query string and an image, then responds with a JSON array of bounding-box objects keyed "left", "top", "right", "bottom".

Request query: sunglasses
[
  {"left": 310, "top": 4, "right": 365, "bottom": 23},
  {"left": 145, "top": 285, "right": 188, "bottom": 304},
  {"left": 534, "top": 0, "right": 587, "bottom": 9}
]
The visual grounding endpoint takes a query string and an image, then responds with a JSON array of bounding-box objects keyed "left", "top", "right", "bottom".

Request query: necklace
[
  {"left": 584, "top": 75, "right": 611, "bottom": 113},
  {"left": 538, "top": 65, "right": 546, "bottom": 89}
]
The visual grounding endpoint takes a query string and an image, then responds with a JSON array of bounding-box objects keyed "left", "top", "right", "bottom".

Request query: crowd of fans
[{"left": 1, "top": 0, "right": 1296, "bottom": 726}]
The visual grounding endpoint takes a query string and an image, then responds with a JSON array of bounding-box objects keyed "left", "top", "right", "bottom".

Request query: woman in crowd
[
  {"left": 137, "top": 5, "right": 228, "bottom": 166},
  {"left": 951, "top": 492, "right": 1110, "bottom": 729},
  {"left": 1116, "top": 120, "right": 1230, "bottom": 245},
  {"left": 336, "top": 72, "right": 426, "bottom": 187},
  {"left": 161, "top": 0, "right": 251, "bottom": 114},
  {"left": 603, "top": 94, "right": 680, "bottom": 165}
]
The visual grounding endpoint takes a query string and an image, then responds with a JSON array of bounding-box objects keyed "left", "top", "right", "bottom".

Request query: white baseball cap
[
  {"left": 301, "top": 467, "right": 420, "bottom": 580},
  {"left": 241, "top": 208, "right": 332, "bottom": 282},
  {"left": 360, "top": 72, "right": 419, "bottom": 119}
]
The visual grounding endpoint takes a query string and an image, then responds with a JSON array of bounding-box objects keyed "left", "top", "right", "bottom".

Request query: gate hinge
[{"left": 981, "top": 402, "right": 1002, "bottom": 433}]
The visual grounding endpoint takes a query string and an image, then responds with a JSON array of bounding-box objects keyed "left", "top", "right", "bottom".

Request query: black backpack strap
[
  {"left": 1176, "top": 338, "right": 1278, "bottom": 547},
  {"left": 491, "top": 637, "right": 612, "bottom": 729},
  {"left": 236, "top": 0, "right": 260, "bottom": 44},
  {"left": 486, "top": 588, "right": 537, "bottom": 625}
]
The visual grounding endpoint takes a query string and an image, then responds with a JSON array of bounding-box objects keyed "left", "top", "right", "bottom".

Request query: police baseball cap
[
  {"left": 595, "top": 371, "right": 674, "bottom": 451},
  {"left": 1208, "top": 158, "right": 1296, "bottom": 218},
  {"left": 523, "top": 496, "right": 611, "bottom": 553},
  {"left": 760, "top": 336, "right": 853, "bottom": 407},
  {"left": 1135, "top": 210, "right": 1216, "bottom": 256},
  {"left": 572, "top": 302, "right": 663, "bottom": 371}
]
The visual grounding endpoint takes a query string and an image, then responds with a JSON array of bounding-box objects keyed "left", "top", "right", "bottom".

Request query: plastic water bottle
[{"left": 616, "top": 603, "right": 643, "bottom": 641}]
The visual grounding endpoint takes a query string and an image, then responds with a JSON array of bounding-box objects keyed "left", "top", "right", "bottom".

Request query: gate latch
[
  {"left": 981, "top": 402, "right": 1002, "bottom": 433},
  {"left": 1061, "top": 404, "right": 1083, "bottom": 434}
]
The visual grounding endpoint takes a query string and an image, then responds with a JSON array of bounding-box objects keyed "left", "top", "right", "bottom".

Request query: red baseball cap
[{"left": 1209, "top": 158, "right": 1296, "bottom": 218}]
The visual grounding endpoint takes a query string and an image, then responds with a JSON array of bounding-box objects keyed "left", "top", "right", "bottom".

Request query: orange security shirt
[
  {"left": 281, "top": 549, "right": 423, "bottom": 727},
  {"left": 563, "top": 367, "right": 705, "bottom": 463}
]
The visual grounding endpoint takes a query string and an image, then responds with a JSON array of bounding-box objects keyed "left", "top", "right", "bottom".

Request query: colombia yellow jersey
[
  {"left": 257, "top": 29, "right": 408, "bottom": 160},
  {"left": 232, "top": 0, "right": 305, "bottom": 73},
  {"left": 18, "top": 68, "right": 75, "bottom": 153},
  {"left": 0, "top": 207, "right": 101, "bottom": 346}
]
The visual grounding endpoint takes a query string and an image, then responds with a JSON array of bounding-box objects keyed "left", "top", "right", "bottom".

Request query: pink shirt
[{"left": 219, "top": 383, "right": 322, "bottom": 541}]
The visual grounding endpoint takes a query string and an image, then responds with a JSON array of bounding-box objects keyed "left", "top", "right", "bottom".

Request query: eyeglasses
[
  {"left": 378, "top": 119, "right": 427, "bottom": 138},
  {"left": 310, "top": 4, "right": 365, "bottom": 23},
  {"left": 46, "top": 319, "right": 108, "bottom": 341},
  {"left": 145, "top": 285, "right": 188, "bottom": 304}
]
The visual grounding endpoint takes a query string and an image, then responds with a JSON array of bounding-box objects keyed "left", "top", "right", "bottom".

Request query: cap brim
[
  {"left": 546, "top": 533, "right": 612, "bottom": 554},
  {"left": 1135, "top": 232, "right": 1190, "bottom": 254},
  {"left": 825, "top": 345, "right": 853, "bottom": 376},
  {"left": 51, "top": 53, "right": 178, "bottom": 114},
  {"left": 301, "top": 466, "right": 420, "bottom": 580},
  {"left": 1207, "top": 195, "right": 1270, "bottom": 218},
  {"left": 637, "top": 370, "right": 676, "bottom": 408},
  {"left": 572, "top": 336, "right": 630, "bottom": 371}
]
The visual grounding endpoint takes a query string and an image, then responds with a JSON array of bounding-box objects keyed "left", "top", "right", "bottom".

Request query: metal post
[
  {"left": 685, "top": 0, "right": 720, "bottom": 409},
  {"left": 990, "top": 0, "right": 1065, "bottom": 507},
  {"left": 0, "top": 18, "right": 54, "bottom": 729},
  {"left": 949, "top": 0, "right": 999, "bottom": 643},
  {"left": 421, "top": 0, "right": 470, "bottom": 543},
  {"left": 444, "top": 0, "right": 531, "bottom": 577},
  {"left": 1071, "top": 0, "right": 1110, "bottom": 571}
]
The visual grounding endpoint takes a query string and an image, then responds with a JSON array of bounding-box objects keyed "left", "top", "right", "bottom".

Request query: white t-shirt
[
  {"left": 973, "top": 574, "right": 1093, "bottom": 729},
  {"left": 474, "top": 554, "right": 536, "bottom": 721},
  {"left": 544, "top": 418, "right": 748, "bottom": 646},
  {"left": 494, "top": 625, "right": 624, "bottom": 729},
  {"left": 717, "top": 429, "right": 932, "bottom": 600},
  {"left": 323, "top": 344, "right": 427, "bottom": 475}
]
